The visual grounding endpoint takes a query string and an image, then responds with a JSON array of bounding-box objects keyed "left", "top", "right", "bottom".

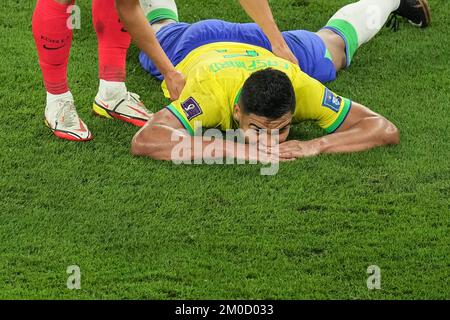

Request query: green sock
[{"left": 140, "top": 0, "right": 179, "bottom": 24}]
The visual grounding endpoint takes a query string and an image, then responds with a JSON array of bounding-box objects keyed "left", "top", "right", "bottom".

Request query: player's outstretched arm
[
  {"left": 277, "top": 103, "right": 400, "bottom": 159},
  {"left": 239, "top": 0, "right": 298, "bottom": 65},
  {"left": 131, "top": 109, "right": 275, "bottom": 162},
  {"left": 115, "top": 0, "right": 185, "bottom": 100}
]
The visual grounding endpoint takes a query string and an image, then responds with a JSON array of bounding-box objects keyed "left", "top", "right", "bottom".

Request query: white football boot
[
  {"left": 45, "top": 96, "right": 93, "bottom": 142},
  {"left": 93, "top": 83, "right": 152, "bottom": 127}
]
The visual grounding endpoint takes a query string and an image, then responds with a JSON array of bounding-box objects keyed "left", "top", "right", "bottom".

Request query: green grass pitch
[{"left": 0, "top": 0, "right": 448, "bottom": 299}]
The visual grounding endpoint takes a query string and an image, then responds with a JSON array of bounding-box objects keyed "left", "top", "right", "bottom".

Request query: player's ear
[{"left": 233, "top": 104, "right": 241, "bottom": 123}]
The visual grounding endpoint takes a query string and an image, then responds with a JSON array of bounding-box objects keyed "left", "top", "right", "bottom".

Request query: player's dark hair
[{"left": 239, "top": 68, "right": 296, "bottom": 119}]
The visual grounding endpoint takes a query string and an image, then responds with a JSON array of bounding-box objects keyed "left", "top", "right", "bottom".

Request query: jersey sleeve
[
  {"left": 162, "top": 75, "right": 228, "bottom": 135},
  {"left": 293, "top": 75, "right": 352, "bottom": 134}
]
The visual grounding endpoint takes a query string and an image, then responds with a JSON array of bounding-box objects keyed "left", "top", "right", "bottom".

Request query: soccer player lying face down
[{"left": 233, "top": 69, "right": 296, "bottom": 145}]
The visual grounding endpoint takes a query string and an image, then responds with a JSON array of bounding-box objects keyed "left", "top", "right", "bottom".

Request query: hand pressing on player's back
[
  {"left": 271, "top": 41, "right": 299, "bottom": 65},
  {"left": 164, "top": 70, "right": 186, "bottom": 101}
]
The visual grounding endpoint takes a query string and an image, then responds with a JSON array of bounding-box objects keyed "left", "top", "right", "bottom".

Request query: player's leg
[
  {"left": 317, "top": 0, "right": 401, "bottom": 72},
  {"left": 92, "top": 0, "right": 152, "bottom": 127},
  {"left": 140, "top": 0, "right": 179, "bottom": 33},
  {"left": 139, "top": 0, "right": 191, "bottom": 81},
  {"left": 317, "top": 0, "right": 431, "bottom": 72},
  {"left": 32, "top": 0, "right": 92, "bottom": 141}
]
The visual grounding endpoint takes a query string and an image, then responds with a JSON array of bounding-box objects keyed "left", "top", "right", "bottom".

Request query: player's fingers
[
  {"left": 277, "top": 152, "right": 296, "bottom": 161},
  {"left": 168, "top": 86, "right": 180, "bottom": 101},
  {"left": 166, "top": 72, "right": 186, "bottom": 100},
  {"left": 283, "top": 49, "right": 298, "bottom": 65},
  {"left": 279, "top": 151, "right": 295, "bottom": 159},
  {"left": 264, "top": 151, "right": 295, "bottom": 162},
  {"left": 287, "top": 52, "right": 299, "bottom": 65},
  {"left": 265, "top": 147, "right": 280, "bottom": 157},
  {"left": 272, "top": 145, "right": 290, "bottom": 153},
  {"left": 281, "top": 149, "right": 311, "bottom": 159},
  {"left": 278, "top": 146, "right": 300, "bottom": 154}
]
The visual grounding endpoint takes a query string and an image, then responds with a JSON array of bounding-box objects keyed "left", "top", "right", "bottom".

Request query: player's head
[{"left": 233, "top": 68, "right": 295, "bottom": 143}]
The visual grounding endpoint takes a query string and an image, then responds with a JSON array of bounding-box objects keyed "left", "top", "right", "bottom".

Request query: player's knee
[{"left": 317, "top": 30, "right": 347, "bottom": 71}]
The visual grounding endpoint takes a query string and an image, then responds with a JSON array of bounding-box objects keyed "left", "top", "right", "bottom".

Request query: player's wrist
[
  {"left": 312, "top": 137, "right": 328, "bottom": 155},
  {"left": 265, "top": 27, "right": 286, "bottom": 45},
  {"left": 270, "top": 38, "right": 290, "bottom": 51},
  {"left": 162, "top": 69, "right": 180, "bottom": 79}
]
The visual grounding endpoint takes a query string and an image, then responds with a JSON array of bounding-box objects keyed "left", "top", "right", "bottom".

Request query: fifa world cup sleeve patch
[
  {"left": 181, "top": 97, "right": 203, "bottom": 120},
  {"left": 322, "top": 88, "right": 342, "bottom": 113}
]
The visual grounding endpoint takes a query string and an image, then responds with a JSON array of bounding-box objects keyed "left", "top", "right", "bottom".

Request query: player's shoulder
[{"left": 282, "top": 60, "right": 314, "bottom": 88}]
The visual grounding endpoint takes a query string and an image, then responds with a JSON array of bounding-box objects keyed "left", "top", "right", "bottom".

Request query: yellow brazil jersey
[{"left": 162, "top": 42, "right": 351, "bottom": 135}]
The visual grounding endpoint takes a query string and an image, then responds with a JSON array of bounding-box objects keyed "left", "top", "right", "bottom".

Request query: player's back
[
  {"left": 141, "top": 19, "right": 336, "bottom": 83},
  {"left": 162, "top": 42, "right": 350, "bottom": 134},
  {"left": 162, "top": 42, "right": 310, "bottom": 130},
  {"left": 140, "top": 20, "right": 272, "bottom": 80},
  {"left": 163, "top": 41, "right": 302, "bottom": 101}
]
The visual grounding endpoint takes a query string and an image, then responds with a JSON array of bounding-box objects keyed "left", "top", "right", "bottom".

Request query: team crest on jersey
[
  {"left": 181, "top": 97, "right": 203, "bottom": 120},
  {"left": 322, "top": 88, "right": 342, "bottom": 113}
]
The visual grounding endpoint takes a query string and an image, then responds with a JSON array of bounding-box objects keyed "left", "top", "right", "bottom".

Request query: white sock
[
  {"left": 97, "top": 79, "right": 127, "bottom": 100},
  {"left": 141, "top": 0, "right": 178, "bottom": 23},
  {"left": 46, "top": 91, "right": 73, "bottom": 106},
  {"left": 330, "top": 0, "right": 401, "bottom": 47}
]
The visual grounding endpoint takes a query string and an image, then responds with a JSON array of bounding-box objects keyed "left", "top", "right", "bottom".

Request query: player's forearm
[
  {"left": 172, "top": 139, "right": 265, "bottom": 162},
  {"left": 239, "top": 0, "right": 284, "bottom": 44},
  {"left": 132, "top": 125, "right": 251, "bottom": 161},
  {"left": 132, "top": 125, "right": 191, "bottom": 161},
  {"left": 315, "top": 116, "right": 400, "bottom": 155},
  {"left": 152, "top": 139, "right": 254, "bottom": 162},
  {"left": 239, "top": 0, "right": 297, "bottom": 64},
  {"left": 115, "top": 0, "right": 176, "bottom": 76}
]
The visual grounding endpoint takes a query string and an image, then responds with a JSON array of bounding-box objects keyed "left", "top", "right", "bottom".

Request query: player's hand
[
  {"left": 277, "top": 140, "right": 321, "bottom": 159},
  {"left": 164, "top": 70, "right": 186, "bottom": 101},
  {"left": 240, "top": 142, "right": 285, "bottom": 163},
  {"left": 258, "top": 142, "right": 296, "bottom": 162},
  {"left": 271, "top": 41, "right": 298, "bottom": 65}
]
